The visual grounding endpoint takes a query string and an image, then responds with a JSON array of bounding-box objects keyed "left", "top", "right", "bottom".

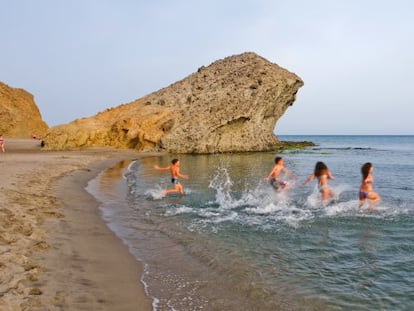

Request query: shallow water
[{"left": 87, "top": 135, "right": 414, "bottom": 310}]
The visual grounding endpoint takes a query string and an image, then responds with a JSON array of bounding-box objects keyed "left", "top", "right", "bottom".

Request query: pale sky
[{"left": 1, "top": 0, "right": 413, "bottom": 134}]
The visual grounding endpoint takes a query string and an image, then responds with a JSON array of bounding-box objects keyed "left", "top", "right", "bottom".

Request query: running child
[
  {"left": 154, "top": 158, "right": 188, "bottom": 195},
  {"left": 359, "top": 162, "right": 380, "bottom": 210},
  {"left": 264, "top": 156, "right": 296, "bottom": 191},
  {"left": 304, "top": 161, "right": 335, "bottom": 203}
]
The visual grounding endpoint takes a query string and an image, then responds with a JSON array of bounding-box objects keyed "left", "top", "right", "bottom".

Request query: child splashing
[
  {"left": 154, "top": 159, "right": 189, "bottom": 196},
  {"left": 359, "top": 162, "right": 380, "bottom": 210},
  {"left": 304, "top": 161, "right": 335, "bottom": 204},
  {"left": 264, "top": 157, "right": 296, "bottom": 191}
]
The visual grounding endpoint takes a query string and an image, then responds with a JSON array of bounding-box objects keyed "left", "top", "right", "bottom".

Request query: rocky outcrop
[
  {"left": 0, "top": 82, "right": 48, "bottom": 138},
  {"left": 44, "top": 52, "right": 303, "bottom": 153}
]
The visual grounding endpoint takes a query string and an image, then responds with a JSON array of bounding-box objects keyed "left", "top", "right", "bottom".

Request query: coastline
[{"left": 0, "top": 139, "right": 153, "bottom": 310}]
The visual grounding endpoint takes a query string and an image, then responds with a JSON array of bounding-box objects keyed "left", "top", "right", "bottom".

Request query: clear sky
[{"left": 1, "top": 0, "right": 413, "bottom": 134}]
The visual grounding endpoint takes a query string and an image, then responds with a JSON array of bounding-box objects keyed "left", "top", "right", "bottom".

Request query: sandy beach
[{"left": 0, "top": 139, "right": 153, "bottom": 310}]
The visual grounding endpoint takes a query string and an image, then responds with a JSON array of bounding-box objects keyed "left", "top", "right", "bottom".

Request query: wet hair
[
  {"left": 361, "top": 162, "right": 372, "bottom": 179},
  {"left": 171, "top": 158, "right": 179, "bottom": 165},
  {"left": 274, "top": 156, "right": 282, "bottom": 164},
  {"left": 314, "top": 161, "right": 328, "bottom": 177}
]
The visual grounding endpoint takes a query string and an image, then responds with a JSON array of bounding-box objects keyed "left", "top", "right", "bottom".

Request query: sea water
[{"left": 86, "top": 135, "right": 414, "bottom": 310}]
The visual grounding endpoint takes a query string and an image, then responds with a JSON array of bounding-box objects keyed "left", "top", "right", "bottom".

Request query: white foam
[
  {"left": 284, "top": 213, "right": 309, "bottom": 228},
  {"left": 305, "top": 186, "right": 322, "bottom": 208},
  {"left": 127, "top": 160, "right": 137, "bottom": 172},
  {"left": 123, "top": 160, "right": 138, "bottom": 179},
  {"left": 305, "top": 183, "right": 352, "bottom": 209},
  {"left": 140, "top": 263, "right": 160, "bottom": 311},
  {"left": 211, "top": 211, "right": 239, "bottom": 224},
  {"left": 145, "top": 186, "right": 165, "bottom": 200},
  {"left": 164, "top": 206, "right": 194, "bottom": 216},
  {"left": 245, "top": 203, "right": 282, "bottom": 214},
  {"left": 198, "top": 210, "right": 221, "bottom": 218},
  {"left": 324, "top": 200, "right": 360, "bottom": 216}
]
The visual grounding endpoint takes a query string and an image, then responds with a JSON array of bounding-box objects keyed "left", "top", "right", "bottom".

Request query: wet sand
[{"left": 0, "top": 139, "right": 153, "bottom": 310}]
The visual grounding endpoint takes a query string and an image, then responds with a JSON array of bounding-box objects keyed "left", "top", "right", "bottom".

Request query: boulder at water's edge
[{"left": 44, "top": 52, "right": 303, "bottom": 153}]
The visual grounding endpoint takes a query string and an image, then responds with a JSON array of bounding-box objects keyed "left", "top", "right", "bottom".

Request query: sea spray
[{"left": 208, "top": 166, "right": 238, "bottom": 209}]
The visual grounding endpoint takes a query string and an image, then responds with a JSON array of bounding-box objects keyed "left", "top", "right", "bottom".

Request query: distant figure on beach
[
  {"left": 154, "top": 159, "right": 189, "bottom": 195},
  {"left": 304, "top": 161, "right": 335, "bottom": 203},
  {"left": 359, "top": 162, "right": 380, "bottom": 210},
  {"left": 0, "top": 134, "right": 5, "bottom": 152},
  {"left": 264, "top": 156, "right": 296, "bottom": 191}
]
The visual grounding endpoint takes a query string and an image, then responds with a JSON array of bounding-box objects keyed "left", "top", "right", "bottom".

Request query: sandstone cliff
[
  {"left": 0, "top": 82, "right": 48, "bottom": 138},
  {"left": 44, "top": 52, "right": 303, "bottom": 153}
]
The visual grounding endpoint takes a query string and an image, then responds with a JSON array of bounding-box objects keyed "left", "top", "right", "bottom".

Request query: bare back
[{"left": 170, "top": 165, "right": 179, "bottom": 179}]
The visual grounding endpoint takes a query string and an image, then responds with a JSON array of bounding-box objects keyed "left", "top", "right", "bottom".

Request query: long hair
[
  {"left": 361, "top": 162, "right": 372, "bottom": 180},
  {"left": 314, "top": 161, "right": 328, "bottom": 177}
]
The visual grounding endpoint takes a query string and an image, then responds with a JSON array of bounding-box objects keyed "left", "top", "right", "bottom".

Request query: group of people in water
[
  {"left": 154, "top": 156, "right": 381, "bottom": 210},
  {"left": 264, "top": 156, "right": 380, "bottom": 209}
]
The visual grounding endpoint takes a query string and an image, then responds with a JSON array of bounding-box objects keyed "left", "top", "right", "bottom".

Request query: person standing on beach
[
  {"left": 304, "top": 161, "right": 335, "bottom": 203},
  {"left": 154, "top": 159, "right": 188, "bottom": 195},
  {"left": 264, "top": 156, "right": 296, "bottom": 191},
  {"left": 0, "top": 135, "right": 5, "bottom": 152},
  {"left": 359, "top": 162, "right": 380, "bottom": 210}
]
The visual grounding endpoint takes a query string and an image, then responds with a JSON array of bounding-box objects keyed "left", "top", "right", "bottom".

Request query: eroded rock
[
  {"left": 44, "top": 52, "right": 303, "bottom": 153},
  {"left": 0, "top": 82, "right": 48, "bottom": 138}
]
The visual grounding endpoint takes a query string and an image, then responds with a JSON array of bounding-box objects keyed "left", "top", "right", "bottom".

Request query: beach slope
[{"left": 0, "top": 139, "right": 152, "bottom": 310}]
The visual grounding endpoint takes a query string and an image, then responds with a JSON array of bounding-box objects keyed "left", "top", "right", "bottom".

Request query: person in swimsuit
[
  {"left": 304, "top": 161, "right": 335, "bottom": 203},
  {"left": 154, "top": 158, "right": 188, "bottom": 195},
  {"left": 359, "top": 162, "right": 380, "bottom": 210},
  {"left": 0, "top": 134, "right": 5, "bottom": 152},
  {"left": 264, "top": 156, "right": 296, "bottom": 191}
]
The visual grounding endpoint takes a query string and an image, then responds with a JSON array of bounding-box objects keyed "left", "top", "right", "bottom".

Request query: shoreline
[{"left": 0, "top": 139, "right": 153, "bottom": 310}]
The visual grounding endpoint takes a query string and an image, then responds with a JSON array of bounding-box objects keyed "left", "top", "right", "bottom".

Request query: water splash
[
  {"left": 145, "top": 186, "right": 166, "bottom": 200},
  {"left": 208, "top": 166, "right": 240, "bottom": 209},
  {"left": 161, "top": 168, "right": 414, "bottom": 231}
]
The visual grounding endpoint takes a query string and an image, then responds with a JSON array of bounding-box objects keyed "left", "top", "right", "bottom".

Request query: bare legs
[
  {"left": 320, "top": 188, "right": 335, "bottom": 203},
  {"left": 359, "top": 192, "right": 380, "bottom": 210},
  {"left": 163, "top": 183, "right": 185, "bottom": 196}
]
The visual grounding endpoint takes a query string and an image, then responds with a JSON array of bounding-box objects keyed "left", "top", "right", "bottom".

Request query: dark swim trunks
[
  {"left": 359, "top": 191, "right": 370, "bottom": 199},
  {"left": 270, "top": 178, "right": 287, "bottom": 190}
]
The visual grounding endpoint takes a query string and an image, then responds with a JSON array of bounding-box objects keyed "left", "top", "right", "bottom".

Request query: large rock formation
[
  {"left": 0, "top": 82, "right": 48, "bottom": 138},
  {"left": 44, "top": 52, "right": 303, "bottom": 153}
]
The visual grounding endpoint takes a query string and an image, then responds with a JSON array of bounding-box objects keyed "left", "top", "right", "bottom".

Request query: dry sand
[{"left": 0, "top": 139, "right": 153, "bottom": 310}]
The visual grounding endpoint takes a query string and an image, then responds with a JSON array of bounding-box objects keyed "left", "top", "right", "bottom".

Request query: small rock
[{"left": 29, "top": 288, "right": 43, "bottom": 295}]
